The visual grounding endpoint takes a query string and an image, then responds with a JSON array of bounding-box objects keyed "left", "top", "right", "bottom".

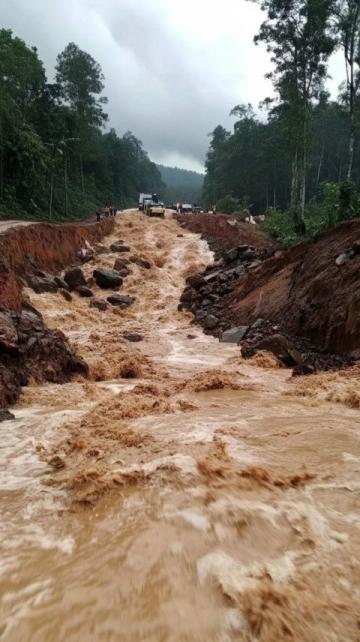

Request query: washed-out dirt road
[{"left": 1, "top": 211, "right": 360, "bottom": 642}]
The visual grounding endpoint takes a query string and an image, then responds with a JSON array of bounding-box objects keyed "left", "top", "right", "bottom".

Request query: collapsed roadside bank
[
  {"left": 179, "top": 213, "right": 360, "bottom": 371},
  {"left": 0, "top": 218, "right": 114, "bottom": 409}
]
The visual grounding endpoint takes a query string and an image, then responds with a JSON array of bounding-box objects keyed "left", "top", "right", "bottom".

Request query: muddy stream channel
[{"left": 1, "top": 212, "right": 360, "bottom": 641}]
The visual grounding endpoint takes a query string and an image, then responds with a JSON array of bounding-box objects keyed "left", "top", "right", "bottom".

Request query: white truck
[{"left": 138, "top": 193, "right": 152, "bottom": 211}]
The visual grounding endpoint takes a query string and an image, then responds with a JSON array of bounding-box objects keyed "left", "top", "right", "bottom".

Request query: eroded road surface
[{"left": 1, "top": 211, "right": 360, "bottom": 642}]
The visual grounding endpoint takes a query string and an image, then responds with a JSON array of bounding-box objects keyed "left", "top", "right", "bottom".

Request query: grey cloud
[{"left": 0, "top": 0, "right": 343, "bottom": 171}]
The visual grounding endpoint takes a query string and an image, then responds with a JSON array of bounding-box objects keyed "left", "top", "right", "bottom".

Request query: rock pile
[
  {"left": 179, "top": 244, "right": 262, "bottom": 334},
  {"left": 0, "top": 302, "right": 88, "bottom": 408}
]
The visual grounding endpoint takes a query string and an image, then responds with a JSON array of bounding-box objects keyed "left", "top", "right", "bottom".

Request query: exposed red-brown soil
[
  {"left": 180, "top": 214, "right": 360, "bottom": 355},
  {"left": 0, "top": 218, "right": 114, "bottom": 312},
  {"left": 225, "top": 220, "right": 360, "bottom": 353},
  {"left": 177, "top": 213, "right": 272, "bottom": 253}
]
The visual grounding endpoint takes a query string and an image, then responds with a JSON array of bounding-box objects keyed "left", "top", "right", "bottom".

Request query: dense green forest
[
  {"left": 157, "top": 165, "right": 204, "bottom": 205},
  {"left": 0, "top": 30, "right": 164, "bottom": 220},
  {"left": 203, "top": 0, "right": 360, "bottom": 243}
]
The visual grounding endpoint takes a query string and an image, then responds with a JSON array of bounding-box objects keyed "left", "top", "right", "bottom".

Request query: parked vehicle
[
  {"left": 144, "top": 200, "right": 165, "bottom": 218},
  {"left": 138, "top": 193, "right": 152, "bottom": 211}
]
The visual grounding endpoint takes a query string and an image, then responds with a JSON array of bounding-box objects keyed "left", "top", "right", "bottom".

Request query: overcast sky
[{"left": 1, "top": 0, "right": 345, "bottom": 172}]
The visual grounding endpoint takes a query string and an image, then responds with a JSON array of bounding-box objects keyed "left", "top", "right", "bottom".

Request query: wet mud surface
[{"left": 1, "top": 211, "right": 360, "bottom": 641}]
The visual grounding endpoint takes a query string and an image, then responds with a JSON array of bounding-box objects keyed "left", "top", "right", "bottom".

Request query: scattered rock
[
  {"left": 0, "top": 409, "right": 15, "bottom": 422},
  {"left": 77, "top": 248, "right": 94, "bottom": 263},
  {"left": 187, "top": 334, "right": 197, "bottom": 339},
  {"left": 90, "top": 298, "right": 108, "bottom": 311},
  {"left": 60, "top": 289, "right": 72, "bottom": 302},
  {"left": 48, "top": 454, "right": 66, "bottom": 469},
  {"left": 54, "top": 276, "right": 69, "bottom": 290},
  {"left": 242, "top": 333, "right": 305, "bottom": 368},
  {"left": 114, "top": 258, "right": 131, "bottom": 273},
  {"left": 221, "top": 326, "right": 249, "bottom": 343},
  {"left": 204, "top": 314, "right": 220, "bottom": 330},
  {"left": 0, "top": 310, "right": 18, "bottom": 349},
  {"left": 28, "top": 275, "right": 58, "bottom": 294},
  {"left": 107, "top": 294, "right": 135, "bottom": 308},
  {"left": 124, "top": 332, "right": 143, "bottom": 342},
  {"left": 224, "top": 248, "right": 238, "bottom": 263},
  {"left": 110, "top": 242, "right": 130, "bottom": 253},
  {"left": 335, "top": 252, "right": 349, "bottom": 267},
  {"left": 75, "top": 286, "right": 94, "bottom": 298},
  {"left": 187, "top": 274, "right": 205, "bottom": 289},
  {"left": 64, "top": 267, "right": 86, "bottom": 290},
  {"left": 93, "top": 268, "right": 123, "bottom": 289},
  {"left": 94, "top": 243, "right": 111, "bottom": 255}
]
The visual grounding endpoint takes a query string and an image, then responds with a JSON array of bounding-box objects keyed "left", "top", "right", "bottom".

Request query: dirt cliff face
[
  {"left": 0, "top": 219, "right": 114, "bottom": 311},
  {"left": 180, "top": 214, "right": 360, "bottom": 355},
  {"left": 177, "top": 213, "right": 272, "bottom": 253}
]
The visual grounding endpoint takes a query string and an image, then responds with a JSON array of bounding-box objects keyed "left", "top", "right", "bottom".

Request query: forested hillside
[
  {"left": 203, "top": 0, "right": 360, "bottom": 244},
  {"left": 157, "top": 165, "right": 204, "bottom": 204},
  {"left": 0, "top": 30, "right": 164, "bottom": 220}
]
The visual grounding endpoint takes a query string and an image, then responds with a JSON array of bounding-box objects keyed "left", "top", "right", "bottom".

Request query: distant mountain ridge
[{"left": 157, "top": 164, "right": 204, "bottom": 204}]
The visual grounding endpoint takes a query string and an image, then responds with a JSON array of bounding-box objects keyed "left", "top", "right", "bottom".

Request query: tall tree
[
  {"left": 335, "top": 0, "right": 360, "bottom": 180},
  {"left": 251, "top": 0, "right": 335, "bottom": 231},
  {"left": 55, "top": 42, "right": 108, "bottom": 128}
]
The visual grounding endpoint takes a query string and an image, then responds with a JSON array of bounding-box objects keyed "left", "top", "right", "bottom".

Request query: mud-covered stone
[
  {"left": 110, "top": 242, "right": 130, "bottom": 253},
  {"left": 64, "top": 267, "right": 86, "bottom": 290},
  {"left": 60, "top": 289, "right": 72, "bottom": 302},
  {"left": 114, "top": 258, "right": 131, "bottom": 274},
  {"left": 124, "top": 332, "right": 143, "bottom": 342},
  {"left": 90, "top": 298, "right": 108, "bottom": 311},
  {"left": 28, "top": 275, "right": 58, "bottom": 294},
  {"left": 0, "top": 409, "right": 15, "bottom": 422},
  {"left": 107, "top": 294, "right": 135, "bottom": 308},
  {"left": 75, "top": 286, "right": 94, "bottom": 298},
  {"left": 130, "top": 255, "right": 152, "bottom": 270},
  {"left": 54, "top": 276, "right": 69, "bottom": 290},
  {"left": 93, "top": 268, "right": 123, "bottom": 289}
]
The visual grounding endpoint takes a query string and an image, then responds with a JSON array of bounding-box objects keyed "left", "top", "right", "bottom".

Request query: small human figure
[{"left": 96, "top": 210, "right": 101, "bottom": 222}]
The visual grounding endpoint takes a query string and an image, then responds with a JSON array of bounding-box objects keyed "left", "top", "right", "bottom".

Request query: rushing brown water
[{"left": 1, "top": 211, "right": 360, "bottom": 642}]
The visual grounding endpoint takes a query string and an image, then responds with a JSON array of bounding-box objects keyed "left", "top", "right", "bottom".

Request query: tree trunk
[
  {"left": 316, "top": 144, "right": 324, "bottom": 187},
  {"left": 346, "top": 120, "right": 355, "bottom": 181},
  {"left": 49, "top": 174, "right": 54, "bottom": 219},
  {"left": 64, "top": 156, "right": 68, "bottom": 217}
]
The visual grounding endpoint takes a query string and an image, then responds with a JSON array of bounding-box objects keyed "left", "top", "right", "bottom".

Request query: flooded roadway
[{"left": 1, "top": 211, "right": 360, "bottom": 642}]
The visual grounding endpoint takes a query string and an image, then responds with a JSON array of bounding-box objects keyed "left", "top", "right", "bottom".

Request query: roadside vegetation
[
  {"left": 0, "top": 31, "right": 164, "bottom": 220},
  {"left": 203, "top": 0, "right": 360, "bottom": 246}
]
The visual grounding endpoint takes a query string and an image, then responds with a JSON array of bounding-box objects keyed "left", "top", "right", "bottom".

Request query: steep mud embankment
[
  {"left": 0, "top": 219, "right": 113, "bottom": 408},
  {"left": 180, "top": 215, "right": 360, "bottom": 357},
  {"left": 0, "top": 218, "right": 114, "bottom": 311}
]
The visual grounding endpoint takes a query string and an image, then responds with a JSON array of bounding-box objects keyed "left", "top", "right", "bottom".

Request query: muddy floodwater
[{"left": 1, "top": 211, "right": 360, "bottom": 642}]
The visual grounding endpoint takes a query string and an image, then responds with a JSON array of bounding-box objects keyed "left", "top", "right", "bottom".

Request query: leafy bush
[{"left": 263, "top": 208, "right": 299, "bottom": 246}]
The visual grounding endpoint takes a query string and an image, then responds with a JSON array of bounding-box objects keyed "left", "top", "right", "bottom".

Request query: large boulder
[
  {"left": 221, "top": 326, "right": 249, "bottom": 343},
  {"left": 64, "top": 267, "right": 86, "bottom": 290},
  {"left": 28, "top": 275, "right": 58, "bottom": 294},
  {"left": 0, "top": 409, "right": 15, "bottom": 422},
  {"left": 93, "top": 268, "right": 123, "bottom": 289},
  {"left": 110, "top": 242, "right": 130, "bottom": 253},
  {"left": 242, "top": 333, "right": 305, "bottom": 367},
  {"left": 107, "top": 294, "right": 135, "bottom": 308}
]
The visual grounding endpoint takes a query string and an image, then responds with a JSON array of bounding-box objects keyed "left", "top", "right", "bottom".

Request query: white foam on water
[
  {"left": 197, "top": 550, "right": 297, "bottom": 599},
  {"left": 174, "top": 509, "right": 210, "bottom": 532}
]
